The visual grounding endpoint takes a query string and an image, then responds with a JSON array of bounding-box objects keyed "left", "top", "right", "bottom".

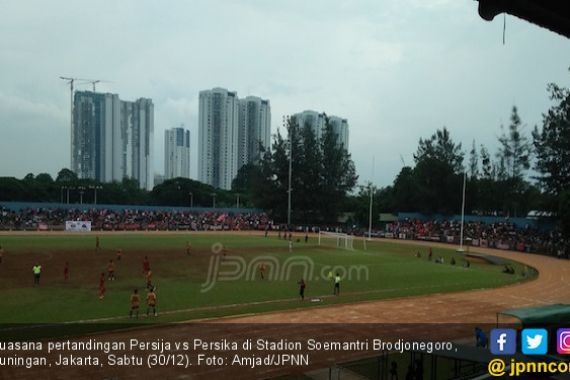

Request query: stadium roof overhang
[
  {"left": 498, "top": 304, "right": 570, "bottom": 325},
  {"left": 476, "top": 0, "right": 570, "bottom": 39}
]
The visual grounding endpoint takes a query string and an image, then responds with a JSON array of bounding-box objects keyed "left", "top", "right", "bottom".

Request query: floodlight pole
[
  {"left": 368, "top": 157, "right": 375, "bottom": 241},
  {"left": 90, "top": 185, "right": 102, "bottom": 204},
  {"left": 458, "top": 172, "right": 467, "bottom": 252},
  {"left": 78, "top": 186, "right": 86, "bottom": 204},
  {"left": 287, "top": 120, "right": 292, "bottom": 227},
  {"left": 368, "top": 183, "right": 373, "bottom": 241}
]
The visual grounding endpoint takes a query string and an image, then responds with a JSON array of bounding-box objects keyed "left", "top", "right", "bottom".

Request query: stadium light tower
[
  {"left": 458, "top": 172, "right": 467, "bottom": 252},
  {"left": 368, "top": 182, "right": 374, "bottom": 241},
  {"left": 286, "top": 116, "right": 293, "bottom": 227},
  {"left": 368, "top": 157, "right": 376, "bottom": 241},
  {"left": 78, "top": 186, "right": 86, "bottom": 204},
  {"left": 89, "top": 185, "right": 103, "bottom": 204}
]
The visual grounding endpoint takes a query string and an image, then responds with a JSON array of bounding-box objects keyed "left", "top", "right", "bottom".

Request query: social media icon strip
[
  {"left": 521, "top": 329, "right": 548, "bottom": 355},
  {"left": 557, "top": 328, "right": 570, "bottom": 354},
  {"left": 490, "top": 329, "right": 517, "bottom": 355}
]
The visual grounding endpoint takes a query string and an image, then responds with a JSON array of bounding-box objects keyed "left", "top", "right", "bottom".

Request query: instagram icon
[{"left": 557, "top": 329, "right": 570, "bottom": 354}]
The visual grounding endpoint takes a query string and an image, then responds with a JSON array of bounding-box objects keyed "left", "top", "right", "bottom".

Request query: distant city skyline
[{"left": 1, "top": 1, "right": 570, "bottom": 188}]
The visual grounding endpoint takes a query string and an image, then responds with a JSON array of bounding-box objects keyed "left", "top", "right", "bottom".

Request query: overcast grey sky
[{"left": 1, "top": 0, "right": 569, "bottom": 187}]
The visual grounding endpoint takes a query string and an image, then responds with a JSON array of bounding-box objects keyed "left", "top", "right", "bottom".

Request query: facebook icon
[{"left": 490, "top": 329, "right": 517, "bottom": 355}]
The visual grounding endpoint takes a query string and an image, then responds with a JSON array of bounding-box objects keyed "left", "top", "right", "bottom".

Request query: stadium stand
[
  {"left": 385, "top": 219, "right": 567, "bottom": 257},
  {"left": 0, "top": 203, "right": 271, "bottom": 231}
]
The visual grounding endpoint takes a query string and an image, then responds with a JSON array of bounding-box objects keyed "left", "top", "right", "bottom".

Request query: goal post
[{"left": 318, "top": 231, "right": 354, "bottom": 250}]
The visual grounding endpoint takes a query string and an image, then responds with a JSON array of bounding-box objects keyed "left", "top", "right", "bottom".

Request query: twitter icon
[{"left": 522, "top": 329, "right": 548, "bottom": 355}]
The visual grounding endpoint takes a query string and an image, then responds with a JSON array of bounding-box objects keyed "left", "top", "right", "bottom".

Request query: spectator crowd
[
  {"left": 1, "top": 206, "right": 567, "bottom": 257},
  {"left": 0, "top": 206, "right": 272, "bottom": 232},
  {"left": 385, "top": 219, "right": 567, "bottom": 258}
]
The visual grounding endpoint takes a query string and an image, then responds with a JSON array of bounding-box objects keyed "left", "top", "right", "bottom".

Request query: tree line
[
  {"left": 347, "top": 75, "right": 570, "bottom": 239},
  {"left": 0, "top": 169, "right": 245, "bottom": 209}
]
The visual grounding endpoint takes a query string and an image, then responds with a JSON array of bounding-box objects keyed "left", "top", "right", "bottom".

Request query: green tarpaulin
[{"left": 498, "top": 304, "right": 570, "bottom": 325}]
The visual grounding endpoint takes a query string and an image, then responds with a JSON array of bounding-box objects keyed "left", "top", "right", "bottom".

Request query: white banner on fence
[
  {"left": 496, "top": 242, "right": 510, "bottom": 250},
  {"left": 65, "top": 221, "right": 92, "bottom": 232}
]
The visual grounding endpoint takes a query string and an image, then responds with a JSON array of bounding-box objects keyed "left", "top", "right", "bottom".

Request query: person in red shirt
[
  {"left": 98, "top": 272, "right": 106, "bottom": 299},
  {"left": 64, "top": 261, "right": 69, "bottom": 282},
  {"left": 142, "top": 256, "right": 150, "bottom": 274},
  {"left": 107, "top": 260, "right": 115, "bottom": 281}
]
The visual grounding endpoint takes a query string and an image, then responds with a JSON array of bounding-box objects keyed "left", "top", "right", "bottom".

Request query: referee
[{"left": 32, "top": 264, "right": 42, "bottom": 286}]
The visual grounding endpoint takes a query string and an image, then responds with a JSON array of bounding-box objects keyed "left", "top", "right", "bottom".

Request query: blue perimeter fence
[
  {"left": 0, "top": 201, "right": 262, "bottom": 215},
  {"left": 397, "top": 212, "right": 556, "bottom": 231}
]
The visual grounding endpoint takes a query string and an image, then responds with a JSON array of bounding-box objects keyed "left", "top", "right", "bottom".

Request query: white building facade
[
  {"left": 72, "top": 91, "right": 154, "bottom": 190},
  {"left": 291, "top": 110, "right": 349, "bottom": 150},
  {"left": 198, "top": 88, "right": 272, "bottom": 190},
  {"left": 164, "top": 127, "right": 191, "bottom": 180},
  {"left": 328, "top": 115, "right": 349, "bottom": 150},
  {"left": 198, "top": 88, "right": 239, "bottom": 190},
  {"left": 238, "top": 96, "right": 271, "bottom": 167}
]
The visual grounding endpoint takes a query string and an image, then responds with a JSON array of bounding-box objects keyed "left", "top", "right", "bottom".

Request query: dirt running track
[
  {"left": 3, "top": 235, "right": 570, "bottom": 380},
  {"left": 226, "top": 239, "right": 570, "bottom": 324}
]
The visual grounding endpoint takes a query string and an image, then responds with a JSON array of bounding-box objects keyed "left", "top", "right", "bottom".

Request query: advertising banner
[
  {"left": 496, "top": 242, "right": 510, "bottom": 250},
  {"left": 65, "top": 221, "right": 92, "bottom": 232}
]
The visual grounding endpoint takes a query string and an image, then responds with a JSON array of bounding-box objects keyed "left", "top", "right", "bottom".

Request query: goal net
[{"left": 318, "top": 231, "right": 354, "bottom": 250}]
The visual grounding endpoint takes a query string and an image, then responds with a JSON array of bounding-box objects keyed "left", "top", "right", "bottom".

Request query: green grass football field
[{"left": 0, "top": 233, "right": 534, "bottom": 326}]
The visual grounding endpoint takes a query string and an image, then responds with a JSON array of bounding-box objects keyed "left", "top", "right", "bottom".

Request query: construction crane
[
  {"left": 59, "top": 76, "right": 109, "bottom": 169},
  {"left": 84, "top": 79, "right": 112, "bottom": 92},
  {"left": 90, "top": 80, "right": 100, "bottom": 91}
]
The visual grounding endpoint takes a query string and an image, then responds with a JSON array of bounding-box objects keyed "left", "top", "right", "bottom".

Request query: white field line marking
[{"left": 0, "top": 280, "right": 505, "bottom": 330}]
